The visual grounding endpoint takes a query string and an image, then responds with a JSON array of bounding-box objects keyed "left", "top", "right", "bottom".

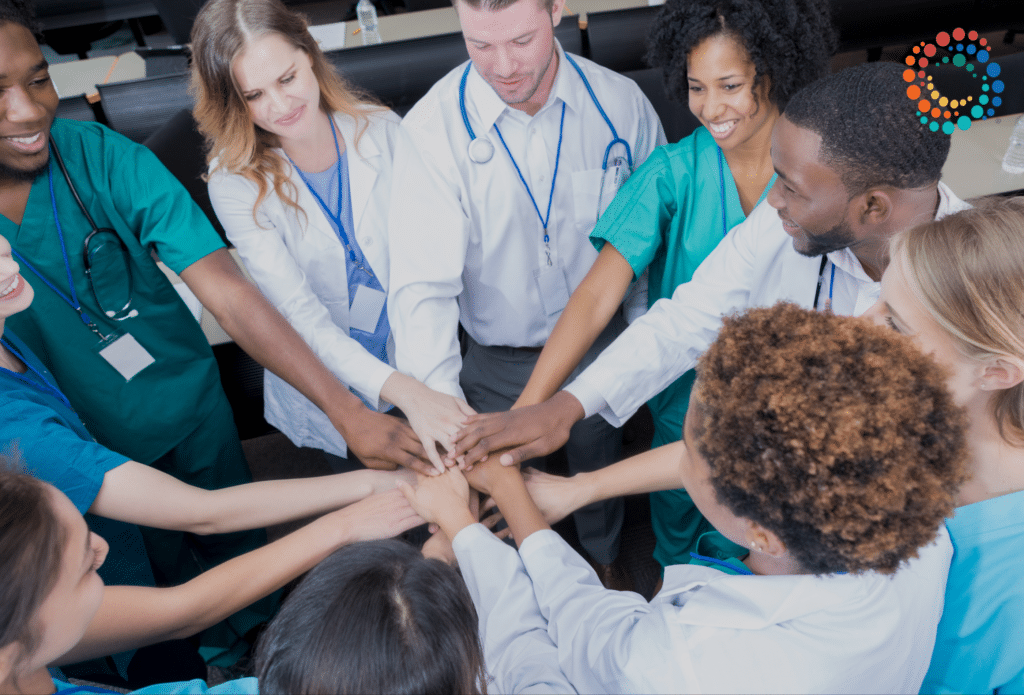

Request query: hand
[
  {"left": 522, "top": 467, "right": 585, "bottom": 525},
  {"left": 333, "top": 407, "right": 436, "bottom": 476},
  {"left": 463, "top": 456, "right": 522, "bottom": 497},
  {"left": 448, "top": 392, "right": 584, "bottom": 468},
  {"left": 381, "top": 373, "right": 476, "bottom": 473},
  {"left": 396, "top": 468, "right": 471, "bottom": 527},
  {"left": 333, "top": 488, "right": 424, "bottom": 543},
  {"left": 364, "top": 467, "right": 418, "bottom": 496},
  {"left": 421, "top": 503, "right": 508, "bottom": 565}
]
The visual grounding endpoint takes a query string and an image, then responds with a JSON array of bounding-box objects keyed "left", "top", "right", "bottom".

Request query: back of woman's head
[
  {"left": 891, "top": 196, "right": 1024, "bottom": 444},
  {"left": 255, "top": 540, "right": 486, "bottom": 695},
  {"left": 646, "top": 0, "right": 836, "bottom": 109},
  {"left": 694, "top": 303, "right": 967, "bottom": 575},
  {"left": 0, "top": 458, "right": 65, "bottom": 674}
]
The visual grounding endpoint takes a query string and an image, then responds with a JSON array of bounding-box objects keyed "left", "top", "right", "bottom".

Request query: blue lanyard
[
  {"left": 289, "top": 119, "right": 371, "bottom": 277},
  {"left": 11, "top": 161, "right": 106, "bottom": 341},
  {"left": 1, "top": 336, "right": 73, "bottom": 410},
  {"left": 716, "top": 146, "right": 774, "bottom": 237},
  {"left": 689, "top": 551, "right": 754, "bottom": 575},
  {"left": 493, "top": 102, "right": 566, "bottom": 265}
]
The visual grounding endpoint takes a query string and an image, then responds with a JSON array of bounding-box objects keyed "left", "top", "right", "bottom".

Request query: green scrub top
[
  {"left": 591, "top": 126, "right": 774, "bottom": 448},
  {"left": 0, "top": 119, "right": 225, "bottom": 464}
]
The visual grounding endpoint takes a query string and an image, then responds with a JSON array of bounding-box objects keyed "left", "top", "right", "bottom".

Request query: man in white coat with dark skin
[{"left": 387, "top": 0, "right": 665, "bottom": 588}]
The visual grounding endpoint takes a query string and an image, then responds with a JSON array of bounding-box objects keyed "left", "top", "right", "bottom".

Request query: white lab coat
[
  {"left": 455, "top": 524, "right": 953, "bottom": 694},
  {"left": 566, "top": 182, "right": 969, "bottom": 426},
  {"left": 388, "top": 44, "right": 665, "bottom": 398},
  {"left": 208, "top": 109, "right": 400, "bottom": 457}
]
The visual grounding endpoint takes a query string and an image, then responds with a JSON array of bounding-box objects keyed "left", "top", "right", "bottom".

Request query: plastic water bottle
[
  {"left": 356, "top": 0, "right": 382, "bottom": 45},
  {"left": 1003, "top": 115, "right": 1024, "bottom": 175}
]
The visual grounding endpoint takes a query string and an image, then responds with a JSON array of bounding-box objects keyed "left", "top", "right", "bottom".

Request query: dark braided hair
[
  {"left": 646, "top": 0, "right": 836, "bottom": 110},
  {"left": 0, "top": 0, "right": 41, "bottom": 40},
  {"left": 783, "top": 62, "right": 951, "bottom": 195}
]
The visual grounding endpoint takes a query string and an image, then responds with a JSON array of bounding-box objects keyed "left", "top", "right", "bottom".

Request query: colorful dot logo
[{"left": 903, "top": 28, "right": 1004, "bottom": 133}]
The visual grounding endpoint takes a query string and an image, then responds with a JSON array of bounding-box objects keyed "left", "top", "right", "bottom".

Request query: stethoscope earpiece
[{"left": 468, "top": 137, "right": 494, "bottom": 164}]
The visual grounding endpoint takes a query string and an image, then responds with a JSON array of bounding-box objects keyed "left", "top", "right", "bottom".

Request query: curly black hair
[
  {"left": 0, "top": 0, "right": 41, "bottom": 39},
  {"left": 693, "top": 303, "right": 967, "bottom": 576},
  {"left": 783, "top": 62, "right": 952, "bottom": 195},
  {"left": 646, "top": 0, "right": 836, "bottom": 110}
]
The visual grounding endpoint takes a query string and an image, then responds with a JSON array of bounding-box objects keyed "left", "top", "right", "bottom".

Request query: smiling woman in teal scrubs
[{"left": 513, "top": 0, "right": 837, "bottom": 568}]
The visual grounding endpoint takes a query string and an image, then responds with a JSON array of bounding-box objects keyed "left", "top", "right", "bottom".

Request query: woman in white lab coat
[{"left": 191, "top": 0, "right": 473, "bottom": 472}]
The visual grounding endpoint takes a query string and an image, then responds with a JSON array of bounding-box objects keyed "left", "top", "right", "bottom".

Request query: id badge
[
  {"left": 350, "top": 284, "right": 387, "bottom": 333},
  {"left": 598, "top": 155, "right": 631, "bottom": 218},
  {"left": 95, "top": 332, "right": 155, "bottom": 381},
  {"left": 535, "top": 263, "right": 571, "bottom": 317}
]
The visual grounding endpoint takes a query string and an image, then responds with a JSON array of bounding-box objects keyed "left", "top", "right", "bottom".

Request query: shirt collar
[{"left": 467, "top": 40, "right": 585, "bottom": 133}]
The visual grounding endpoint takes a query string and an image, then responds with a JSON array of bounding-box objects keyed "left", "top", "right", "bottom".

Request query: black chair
[
  {"left": 98, "top": 71, "right": 192, "bottom": 142},
  {"left": 55, "top": 94, "right": 99, "bottom": 123},
  {"left": 585, "top": 6, "right": 660, "bottom": 73},
  {"left": 623, "top": 66, "right": 700, "bottom": 144}
]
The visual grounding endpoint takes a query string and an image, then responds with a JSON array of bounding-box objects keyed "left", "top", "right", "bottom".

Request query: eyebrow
[
  {"left": 468, "top": 29, "right": 533, "bottom": 45},
  {"left": 0, "top": 59, "right": 49, "bottom": 82},
  {"left": 242, "top": 63, "right": 295, "bottom": 93}
]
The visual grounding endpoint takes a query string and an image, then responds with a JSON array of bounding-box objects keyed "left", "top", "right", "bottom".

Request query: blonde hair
[
  {"left": 890, "top": 196, "right": 1024, "bottom": 444},
  {"left": 189, "top": 0, "right": 379, "bottom": 220}
]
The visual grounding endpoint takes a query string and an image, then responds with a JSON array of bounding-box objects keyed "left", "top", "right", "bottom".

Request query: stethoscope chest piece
[{"left": 468, "top": 137, "right": 494, "bottom": 164}]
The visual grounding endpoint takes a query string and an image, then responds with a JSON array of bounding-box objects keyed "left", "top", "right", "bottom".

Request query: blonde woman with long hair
[{"left": 191, "top": 0, "right": 473, "bottom": 473}]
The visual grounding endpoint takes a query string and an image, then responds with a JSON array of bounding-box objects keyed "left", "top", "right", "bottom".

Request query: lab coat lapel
[{"left": 335, "top": 113, "right": 379, "bottom": 234}]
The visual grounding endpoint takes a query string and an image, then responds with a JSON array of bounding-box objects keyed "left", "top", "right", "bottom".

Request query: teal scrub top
[
  {"left": 54, "top": 676, "right": 258, "bottom": 694},
  {"left": 590, "top": 127, "right": 774, "bottom": 447},
  {"left": 921, "top": 490, "right": 1024, "bottom": 694},
  {"left": 0, "top": 119, "right": 226, "bottom": 464}
]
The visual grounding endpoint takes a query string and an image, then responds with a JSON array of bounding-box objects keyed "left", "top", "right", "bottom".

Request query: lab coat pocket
[{"left": 571, "top": 168, "right": 605, "bottom": 230}]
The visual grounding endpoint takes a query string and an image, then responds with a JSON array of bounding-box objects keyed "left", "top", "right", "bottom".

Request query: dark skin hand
[
  {"left": 448, "top": 390, "right": 585, "bottom": 468},
  {"left": 179, "top": 249, "right": 434, "bottom": 475}
]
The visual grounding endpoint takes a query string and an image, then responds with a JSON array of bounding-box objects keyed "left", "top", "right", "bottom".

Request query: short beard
[
  {"left": 503, "top": 42, "right": 556, "bottom": 107},
  {"left": 794, "top": 219, "right": 857, "bottom": 258},
  {"left": 0, "top": 159, "right": 48, "bottom": 184}
]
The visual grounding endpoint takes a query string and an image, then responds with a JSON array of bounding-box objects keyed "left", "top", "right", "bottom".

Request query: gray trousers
[{"left": 460, "top": 313, "right": 627, "bottom": 564}]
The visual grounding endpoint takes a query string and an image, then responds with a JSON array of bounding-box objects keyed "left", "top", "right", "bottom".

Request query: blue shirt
[
  {"left": 922, "top": 490, "right": 1024, "bottom": 693},
  {"left": 299, "top": 154, "right": 391, "bottom": 410}
]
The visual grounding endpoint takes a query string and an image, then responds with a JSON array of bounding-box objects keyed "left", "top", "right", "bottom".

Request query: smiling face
[
  {"left": 0, "top": 22, "right": 58, "bottom": 183},
  {"left": 232, "top": 32, "right": 323, "bottom": 147},
  {"left": 766, "top": 116, "right": 863, "bottom": 258},
  {"left": 456, "top": 0, "right": 564, "bottom": 114},
  {"left": 687, "top": 33, "right": 775, "bottom": 149},
  {"left": 0, "top": 235, "right": 34, "bottom": 321},
  {"left": 25, "top": 486, "right": 107, "bottom": 674}
]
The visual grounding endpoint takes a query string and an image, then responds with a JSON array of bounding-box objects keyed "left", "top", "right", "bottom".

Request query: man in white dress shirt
[
  {"left": 451, "top": 63, "right": 969, "bottom": 479},
  {"left": 387, "top": 0, "right": 664, "bottom": 585}
]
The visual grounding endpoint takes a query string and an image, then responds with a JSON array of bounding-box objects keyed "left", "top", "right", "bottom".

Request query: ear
[
  {"left": 856, "top": 188, "right": 894, "bottom": 227},
  {"left": 979, "top": 356, "right": 1024, "bottom": 392},
  {"left": 549, "top": 0, "right": 566, "bottom": 27},
  {"left": 744, "top": 521, "right": 787, "bottom": 558}
]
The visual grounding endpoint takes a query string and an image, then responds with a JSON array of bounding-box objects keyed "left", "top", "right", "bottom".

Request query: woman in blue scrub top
[
  {"left": 513, "top": 0, "right": 837, "bottom": 569},
  {"left": 193, "top": 0, "right": 473, "bottom": 474},
  {"left": 865, "top": 198, "right": 1024, "bottom": 694}
]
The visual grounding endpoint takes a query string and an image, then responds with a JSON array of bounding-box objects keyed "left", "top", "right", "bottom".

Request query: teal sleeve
[
  {"left": 130, "top": 677, "right": 259, "bottom": 694},
  {"left": 589, "top": 144, "right": 689, "bottom": 280},
  {"left": 0, "top": 392, "right": 129, "bottom": 513},
  {"left": 98, "top": 125, "right": 225, "bottom": 275}
]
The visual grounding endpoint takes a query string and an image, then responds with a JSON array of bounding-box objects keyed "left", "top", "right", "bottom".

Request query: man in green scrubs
[{"left": 0, "top": 3, "right": 432, "bottom": 667}]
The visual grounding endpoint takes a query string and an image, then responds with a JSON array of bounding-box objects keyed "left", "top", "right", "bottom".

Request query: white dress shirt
[
  {"left": 388, "top": 43, "right": 665, "bottom": 398},
  {"left": 566, "top": 182, "right": 969, "bottom": 426},
  {"left": 208, "top": 110, "right": 400, "bottom": 457},
  {"left": 453, "top": 524, "right": 577, "bottom": 694},
  {"left": 455, "top": 525, "right": 952, "bottom": 694}
]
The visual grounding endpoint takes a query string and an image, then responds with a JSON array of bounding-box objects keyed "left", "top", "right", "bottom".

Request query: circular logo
[{"left": 903, "top": 28, "right": 1005, "bottom": 133}]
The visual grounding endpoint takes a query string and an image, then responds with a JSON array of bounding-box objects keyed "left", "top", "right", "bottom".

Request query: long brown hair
[
  {"left": 190, "top": 0, "right": 378, "bottom": 220},
  {"left": 891, "top": 196, "right": 1024, "bottom": 445}
]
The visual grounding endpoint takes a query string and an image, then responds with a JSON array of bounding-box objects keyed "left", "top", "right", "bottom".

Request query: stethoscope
[
  {"left": 12, "top": 140, "right": 137, "bottom": 343},
  {"left": 458, "top": 54, "right": 633, "bottom": 172}
]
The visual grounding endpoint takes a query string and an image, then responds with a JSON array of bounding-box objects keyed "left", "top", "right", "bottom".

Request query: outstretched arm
[
  {"left": 91, "top": 460, "right": 415, "bottom": 535},
  {"left": 179, "top": 249, "right": 433, "bottom": 474},
  {"left": 61, "top": 489, "right": 422, "bottom": 664}
]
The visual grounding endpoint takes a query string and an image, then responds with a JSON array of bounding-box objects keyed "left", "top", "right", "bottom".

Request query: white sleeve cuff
[{"left": 563, "top": 380, "right": 608, "bottom": 420}]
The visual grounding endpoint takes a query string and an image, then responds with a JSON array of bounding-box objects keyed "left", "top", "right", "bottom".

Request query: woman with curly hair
[
  {"left": 191, "top": 0, "right": 473, "bottom": 474},
  {"left": 865, "top": 197, "right": 1024, "bottom": 694},
  {"left": 510, "top": 0, "right": 837, "bottom": 568},
  {"left": 402, "top": 302, "right": 965, "bottom": 693}
]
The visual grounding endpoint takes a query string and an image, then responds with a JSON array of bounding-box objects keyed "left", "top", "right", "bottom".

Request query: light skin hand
[
  {"left": 521, "top": 467, "right": 585, "bottom": 525},
  {"left": 448, "top": 391, "right": 585, "bottom": 468},
  {"left": 336, "top": 488, "right": 426, "bottom": 543},
  {"left": 380, "top": 372, "right": 476, "bottom": 473},
  {"left": 397, "top": 468, "right": 476, "bottom": 539},
  {"left": 421, "top": 508, "right": 507, "bottom": 565}
]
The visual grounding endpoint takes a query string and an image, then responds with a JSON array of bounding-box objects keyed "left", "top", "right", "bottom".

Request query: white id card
[
  {"left": 535, "top": 263, "right": 571, "bottom": 317},
  {"left": 97, "top": 333, "right": 155, "bottom": 381},
  {"left": 350, "top": 284, "right": 387, "bottom": 333}
]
